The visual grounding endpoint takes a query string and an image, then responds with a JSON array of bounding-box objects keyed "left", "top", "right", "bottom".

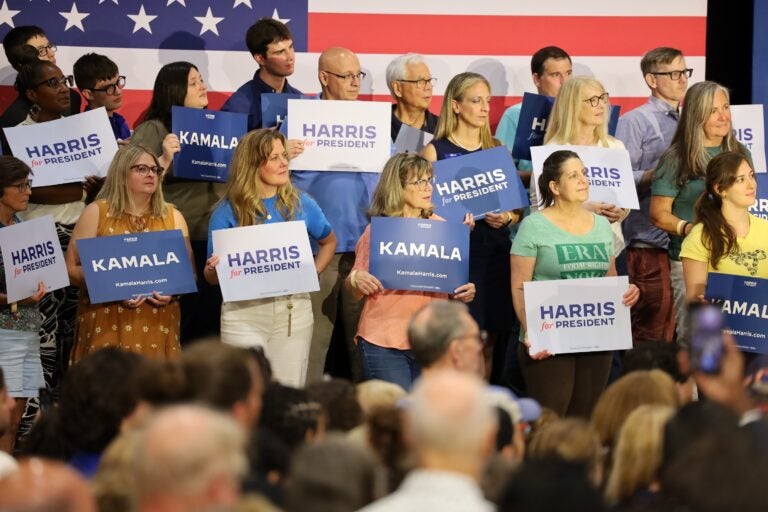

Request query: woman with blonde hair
[
  {"left": 206, "top": 129, "right": 336, "bottom": 387},
  {"left": 66, "top": 145, "right": 193, "bottom": 362},
  {"left": 604, "top": 404, "right": 675, "bottom": 508},
  {"left": 346, "top": 153, "right": 475, "bottom": 390},
  {"left": 422, "top": 72, "right": 519, "bottom": 375}
]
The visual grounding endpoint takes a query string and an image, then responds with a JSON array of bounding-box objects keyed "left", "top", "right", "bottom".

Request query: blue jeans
[{"left": 358, "top": 337, "right": 421, "bottom": 391}]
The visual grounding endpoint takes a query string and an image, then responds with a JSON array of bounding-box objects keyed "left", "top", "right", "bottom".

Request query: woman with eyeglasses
[
  {"left": 650, "top": 82, "right": 751, "bottom": 342},
  {"left": 132, "top": 61, "right": 225, "bottom": 343},
  {"left": 346, "top": 153, "right": 475, "bottom": 390},
  {"left": 421, "top": 72, "right": 520, "bottom": 381},
  {"left": 205, "top": 129, "right": 336, "bottom": 388},
  {"left": 0, "top": 156, "right": 46, "bottom": 455},
  {"left": 65, "top": 145, "right": 193, "bottom": 363}
]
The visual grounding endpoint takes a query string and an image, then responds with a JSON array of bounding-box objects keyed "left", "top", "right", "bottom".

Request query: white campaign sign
[
  {"left": 212, "top": 221, "right": 320, "bottom": 302},
  {"left": 731, "top": 105, "right": 766, "bottom": 174},
  {"left": 287, "top": 99, "right": 391, "bottom": 172},
  {"left": 524, "top": 276, "right": 632, "bottom": 355},
  {"left": 530, "top": 145, "right": 640, "bottom": 209},
  {"left": 0, "top": 215, "right": 69, "bottom": 302},
  {"left": 4, "top": 108, "right": 119, "bottom": 187}
]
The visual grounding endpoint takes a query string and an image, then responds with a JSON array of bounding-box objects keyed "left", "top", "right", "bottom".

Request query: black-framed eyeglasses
[
  {"left": 650, "top": 68, "right": 693, "bottom": 81},
  {"left": 35, "top": 43, "right": 57, "bottom": 58},
  {"left": 583, "top": 92, "right": 609, "bottom": 107},
  {"left": 89, "top": 76, "right": 126, "bottom": 95},
  {"left": 323, "top": 70, "right": 367, "bottom": 82},
  {"left": 405, "top": 176, "right": 435, "bottom": 191},
  {"left": 6, "top": 180, "right": 32, "bottom": 192},
  {"left": 35, "top": 75, "right": 73, "bottom": 90},
  {"left": 397, "top": 77, "right": 437, "bottom": 89},
  {"left": 130, "top": 164, "right": 164, "bottom": 176}
]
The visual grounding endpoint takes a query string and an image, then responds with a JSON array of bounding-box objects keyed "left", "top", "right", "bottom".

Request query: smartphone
[{"left": 689, "top": 303, "right": 725, "bottom": 374}]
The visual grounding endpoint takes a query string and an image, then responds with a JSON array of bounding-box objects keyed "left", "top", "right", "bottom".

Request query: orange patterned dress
[{"left": 70, "top": 200, "right": 182, "bottom": 363}]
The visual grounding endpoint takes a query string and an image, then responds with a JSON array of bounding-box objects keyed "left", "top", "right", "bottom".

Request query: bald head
[
  {"left": 318, "top": 46, "right": 362, "bottom": 100},
  {"left": 0, "top": 458, "right": 96, "bottom": 512}
]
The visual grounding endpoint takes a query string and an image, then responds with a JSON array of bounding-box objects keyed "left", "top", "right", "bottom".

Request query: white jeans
[
  {"left": 220, "top": 293, "right": 312, "bottom": 388},
  {"left": 670, "top": 260, "right": 689, "bottom": 344}
]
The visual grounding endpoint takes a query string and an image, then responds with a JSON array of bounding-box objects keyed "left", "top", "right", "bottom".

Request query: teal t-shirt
[{"left": 511, "top": 211, "right": 614, "bottom": 281}]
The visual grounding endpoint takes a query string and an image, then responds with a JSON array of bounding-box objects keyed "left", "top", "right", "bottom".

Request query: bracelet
[
  {"left": 504, "top": 211, "right": 513, "bottom": 226},
  {"left": 676, "top": 219, "right": 686, "bottom": 236},
  {"left": 81, "top": 187, "right": 88, "bottom": 202},
  {"left": 682, "top": 222, "right": 690, "bottom": 236},
  {"left": 349, "top": 269, "right": 358, "bottom": 289}
]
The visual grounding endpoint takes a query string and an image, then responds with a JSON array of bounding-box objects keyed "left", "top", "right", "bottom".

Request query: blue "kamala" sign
[{"left": 706, "top": 273, "right": 768, "bottom": 353}]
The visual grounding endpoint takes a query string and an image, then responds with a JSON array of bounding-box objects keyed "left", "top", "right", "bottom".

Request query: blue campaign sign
[
  {"left": 748, "top": 173, "right": 768, "bottom": 220},
  {"left": 512, "top": 93, "right": 554, "bottom": 161},
  {"left": 608, "top": 105, "right": 620, "bottom": 137},
  {"left": 77, "top": 230, "right": 197, "bottom": 304},
  {"left": 705, "top": 273, "right": 768, "bottom": 353},
  {"left": 261, "top": 93, "right": 311, "bottom": 129},
  {"left": 369, "top": 217, "right": 469, "bottom": 294},
  {"left": 171, "top": 107, "right": 247, "bottom": 182},
  {"left": 432, "top": 146, "right": 529, "bottom": 222}
]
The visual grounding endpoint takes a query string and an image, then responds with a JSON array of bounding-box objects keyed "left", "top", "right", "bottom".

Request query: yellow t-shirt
[{"left": 680, "top": 214, "right": 768, "bottom": 278}]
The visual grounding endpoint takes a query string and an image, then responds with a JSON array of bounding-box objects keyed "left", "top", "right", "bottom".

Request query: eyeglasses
[
  {"left": 650, "top": 68, "right": 693, "bottom": 81},
  {"left": 583, "top": 92, "right": 609, "bottom": 107},
  {"left": 35, "top": 43, "right": 57, "bottom": 58},
  {"left": 130, "top": 164, "right": 164, "bottom": 176},
  {"left": 406, "top": 176, "right": 435, "bottom": 191},
  {"left": 6, "top": 180, "right": 32, "bottom": 192},
  {"left": 89, "top": 76, "right": 126, "bottom": 95},
  {"left": 323, "top": 70, "right": 367, "bottom": 82},
  {"left": 460, "top": 330, "right": 488, "bottom": 346},
  {"left": 35, "top": 75, "right": 74, "bottom": 90},
  {"left": 397, "top": 77, "right": 437, "bottom": 89}
]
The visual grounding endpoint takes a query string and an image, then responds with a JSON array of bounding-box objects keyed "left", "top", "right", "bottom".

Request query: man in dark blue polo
[{"left": 221, "top": 18, "right": 301, "bottom": 130}]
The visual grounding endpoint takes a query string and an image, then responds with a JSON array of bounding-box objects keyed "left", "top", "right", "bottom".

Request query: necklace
[
  {"left": 448, "top": 134, "right": 482, "bottom": 151},
  {"left": 127, "top": 213, "right": 148, "bottom": 232}
]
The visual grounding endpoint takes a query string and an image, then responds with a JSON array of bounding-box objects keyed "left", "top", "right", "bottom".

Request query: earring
[{"left": 29, "top": 103, "right": 41, "bottom": 119}]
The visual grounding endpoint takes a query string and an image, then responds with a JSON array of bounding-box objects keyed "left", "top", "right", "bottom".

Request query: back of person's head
[
  {"left": 137, "top": 358, "right": 192, "bottom": 408},
  {"left": 640, "top": 47, "right": 684, "bottom": 75},
  {"left": 365, "top": 404, "right": 412, "bottom": 494},
  {"left": 591, "top": 370, "right": 679, "bottom": 450},
  {"left": 91, "top": 430, "right": 142, "bottom": 512},
  {"left": 498, "top": 459, "right": 606, "bottom": 512},
  {"left": 604, "top": 404, "right": 675, "bottom": 506},
  {"left": 284, "top": 434, "right": 378, "bottom": 512},
  {"left": 355, "top": 380, "right": 406, "bottom": 417},
  {"left": 0, "top": 457, "right": 97, "bottom": 512},
  {"left": 260, "top": 382, "right": 324, "bottom": 453},
  {"left": 144, "top": 61, "right": 197, "bottom": 129},
  {"left": 73, "top": 53, "right": 118, "bottom": 91},
  {"left": 407, "top": 300, "right": 472, "bottom": 368},
  {"left": 622, "top": 342, "right": 686, "bottom": 382},
  {"left": 530, "top": 46, "right": 571, "bottom": 75},
  {"left": 245, "top": 17, "right": 292, "bottom": 57},
  {"left": 526, "top": 418, "right": 603, "bottom": 486},
  {"left": 3, "top": 25, "right": 45, "bottom": 69},
  {"left": 305, "top": 378, "right": 363, "bottom": 432}
]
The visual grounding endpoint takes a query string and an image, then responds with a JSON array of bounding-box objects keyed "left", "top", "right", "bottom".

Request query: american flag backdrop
[{"left": 0, "top": 0, "right": 707, "bottom": 130}]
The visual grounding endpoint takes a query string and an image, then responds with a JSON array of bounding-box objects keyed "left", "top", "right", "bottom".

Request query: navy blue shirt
[
  {"left": 220, "top": 70, "right": 302, "bottom": 131},
  {"left": 85, "top": 106, "right": 131, "bottom": 140}
]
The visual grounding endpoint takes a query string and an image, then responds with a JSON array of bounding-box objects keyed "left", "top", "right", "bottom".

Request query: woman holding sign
[
  {"left": 66, "top": 145, "right": 193, "bottom": 363},
  {"left": 422, "top": 72, "right": 519, "bottom": 380},
  {"left": 511, "top": 150, "right": 639, "bottom": 417},
  {"left": 347, "top": 152, "right": 476, "bottom": 390},
  {"left": 204, "top": 129, "right": 336, "bottom": 388},
  {"left": 681, "top": 151, "right": 768, "bottom": 299}
]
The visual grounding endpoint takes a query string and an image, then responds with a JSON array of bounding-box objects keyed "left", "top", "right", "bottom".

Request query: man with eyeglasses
[
  {"left": 386, "top": 53, "right": 439, "bottom": 142},
  {"left": 615, "top": 47, "right": 691, "bottom": 344},
  {"left": 221, "top": 18, "right": 301, "bottom": 131},
  {"left": 73, "top": 53, "right": 130, "bottom": 141}
]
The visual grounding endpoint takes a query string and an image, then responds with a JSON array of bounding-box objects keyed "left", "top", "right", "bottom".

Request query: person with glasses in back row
[
  {"left": 73, "top": 53, "right": 130, "bottom": 142},
  {"left": 65, "top": 144, "right": 193, "bottom": 364},
  {"left": 386, "top": 53, "right": 439, "bottom": 143}
]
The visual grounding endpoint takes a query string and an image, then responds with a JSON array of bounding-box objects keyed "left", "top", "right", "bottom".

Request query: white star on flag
[
  {"left": 194, "top": 7, "right": 224, "bottom": 36},
  {"left": 167, "top": 0, "right": 186, "bottom": 7},
  {"left": 127, "top": 5, "right": 157, "bottom": 34},
  {"left": 272, "top": 8, "right": 289, "bottom": 24},
  {"left": 0, "top": 0, "right": 20, "bottom": 29},
  {"left": 59, "top": 2, "right": 90, "bottom": 32},
  {"left": 98, "top": 0, "right": 119, "bottom": 4},
  {"left": 233, "top": 0, "right": 252, "bottom": 8}
]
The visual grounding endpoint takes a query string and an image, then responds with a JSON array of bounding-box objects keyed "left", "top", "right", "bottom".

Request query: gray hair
[
  {"left": 385, "top": 53, "right": 427, "bottom": 97},
  {"left": 408, "top": 300, "right": 469, "bottom": 367}
]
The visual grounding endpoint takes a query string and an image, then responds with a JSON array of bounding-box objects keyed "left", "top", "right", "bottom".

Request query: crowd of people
[{"left": 0, "top": 16, "right": 767, "bottom": 512}]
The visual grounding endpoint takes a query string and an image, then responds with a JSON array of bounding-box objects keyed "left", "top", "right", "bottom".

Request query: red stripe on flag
[{"left": 308, "top": 14, "right": 706, "bottom": 56}]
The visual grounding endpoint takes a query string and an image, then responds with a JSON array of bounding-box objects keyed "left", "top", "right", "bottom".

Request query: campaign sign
[
  {"left": 212, "top": 221, "right": 319, "bottom": 302},
  {"left": 748, "top": 173, "right": 768, "bottom": 219},
  {"left": 432, "top": 146, "right": 529, "bottom": 222},
  {"left": 705, "top": 273, "right": 768, "bottom": 354},
  {"left": 524, "top": 276, "right": 632, "bottom": 355},
  {"left": 369, "top": 217, "right": 469, "bottom": 294},
  {"left": 731, "top": 105, "right": 766, "bottom": 174},
  {"left": 172, "top": 107, "right": 247, "bottom": 182},
  {"left": 287, "top": 99, "right": 391, "bottom": 172},
  {"left": 394, "top": 123, "right": 434, "bottom": 154},
  {"left": 0, "top": 216, "right": 69, "bottom": 303},
  {"left": 4, "top": 108, "right": 118, "bottom": 187},
  {"left": 530, "top": 145, "right": 640, "bottom": 209},
  {"left": 77, "top": 230, "right": 196, "bottom": 304},
  {"left": 261, "top": 93, "right": 312, "bottom": 128}
]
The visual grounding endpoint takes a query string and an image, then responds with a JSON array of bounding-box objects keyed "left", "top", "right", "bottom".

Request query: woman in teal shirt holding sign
[
  {"left": 205, "top": 129, "right": 336, "bottom": 388},
  {"left": 511, "top": 150, "right": 639, "bottom": 417}
]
